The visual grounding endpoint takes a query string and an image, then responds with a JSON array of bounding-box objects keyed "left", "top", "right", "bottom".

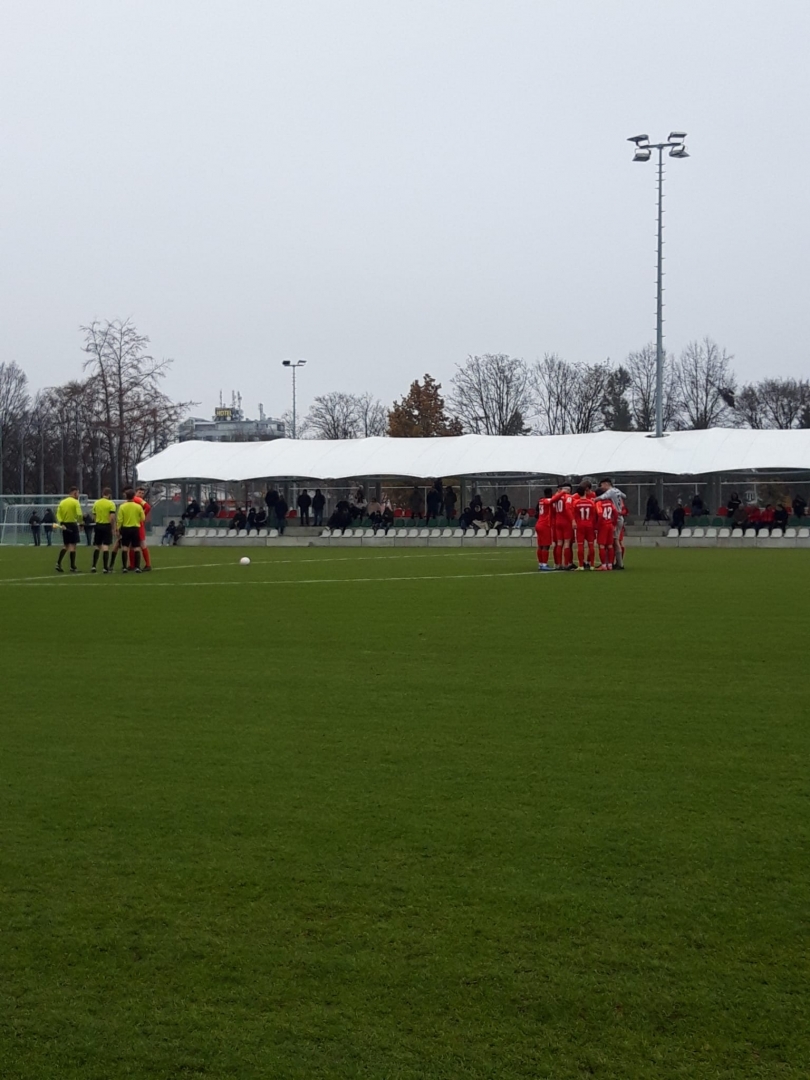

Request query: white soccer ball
[{"left": 239, "top": 556, "right": 251, "bottom": 566}]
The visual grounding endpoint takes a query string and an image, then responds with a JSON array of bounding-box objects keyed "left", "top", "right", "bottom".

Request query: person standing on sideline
[
  {"left": 297, "top": 489, "right": 312, "bottom": 525},
  {"left": 425, "top": 485, "right": 442, "bottom": 526},
  {"left": 443, "top": 485, "right": 457, "bottom": 521},
  {"left": 91, "top": 488, "right": 117, "bottom": 573},
  {"left": 29, "top": 511, "right": 42, "bottom": 546},
  {"left": 116, "top": 489, "right": 145, "bottom": 573},
  {"left": 55, "top": 487, "right": 84, "bottom": 573},
  {"left": 82, "top": 511, "right": 94, "bottom": 546},
  {"left": 42, "top": 507, "right": 56, "bottom": 545},
  {"left": 133, "top": 486, "right": 153, "bottom": 571},
  {"left": 275, "top": 493, "right": 289, "bottom": 534},
  {"left": 312, "top": 488, "right": 326, "bottom": 527}
]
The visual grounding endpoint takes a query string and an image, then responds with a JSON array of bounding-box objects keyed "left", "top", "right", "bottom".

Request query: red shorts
[
  {"left": 597, "top": 525, "right": 615, "bottom": 547},
  {"left": 554, "top": 523, "right": 574, "bottom": 542},
  {"left": 576, "top": 527, "right": 595, "bottom": 543},
  {"left": 535, "top": 525, "right": 552, "bottom": 547}
]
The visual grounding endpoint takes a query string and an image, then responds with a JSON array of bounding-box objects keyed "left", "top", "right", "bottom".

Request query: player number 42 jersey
[{"left": 597, "top": 501, "right": 617, "bottom": 524}]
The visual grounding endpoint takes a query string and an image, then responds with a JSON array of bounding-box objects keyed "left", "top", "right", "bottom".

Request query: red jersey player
[
  {"left": 573, "top": 485, "right": 597, "bottom": 569},
  {"left": 534, "top": 487, "right": 555, "bottom": 571},
  {"left": 133, "top": 486, "right": 153, "bottom": 571},
  {"left": 595, "top": 497, "right": 618, "bottom": 570},
  {"left": 550, "top": 484, "right": 569, "bottom": 570}
]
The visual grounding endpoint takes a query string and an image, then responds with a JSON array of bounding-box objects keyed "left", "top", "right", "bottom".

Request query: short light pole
[
  {"left": 628, "top": 132, "right": 690, "bottom": 438},
  {"left": 281, "top": 359, "right": 307, "bottom": 439}
]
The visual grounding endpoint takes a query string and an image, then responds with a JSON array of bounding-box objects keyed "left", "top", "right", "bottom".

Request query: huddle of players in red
[{"left": 535, "top": 480, "right": 626, "bottom": 571}]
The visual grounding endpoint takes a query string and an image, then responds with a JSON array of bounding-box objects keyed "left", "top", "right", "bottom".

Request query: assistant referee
[
  {"left": 92, "top": 487, "right": 117, "bottom": 573},
  {"left": 55, "top": 487, "right": 84, "bottom": 573},
  {"left": 116, "top": 489, "right": 146, "bottom": 574}
]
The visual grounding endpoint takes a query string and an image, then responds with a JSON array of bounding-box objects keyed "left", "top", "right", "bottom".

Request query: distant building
[{"left": 178, "top": 396, "right": 286, "bottom": 443}]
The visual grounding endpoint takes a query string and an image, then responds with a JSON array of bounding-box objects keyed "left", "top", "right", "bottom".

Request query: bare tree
[
  {"left": 758, "top": 378, "right": 810, "bottom": 429},
  {"left": 568, "top": 362, "right": 612, "bottom": 434},
  {"left": 0, "top": 361, "right": 30, "bottom": 493},
  {"left": 356, "top": 392, "right": 388, "bottom": 437},
  {"left": 733, "top": 384, "right": 766, "bottom": 429},
  {"left": 81, "top": 318, "right": 191, "bottom": 494},
  {"left": 531, "top": 354, "right": 578, "bottom": 434},
  {"left": 450, "top": 353, "right": 532, "bottom": 435},
  {"left": 674, "top": 338, "right": 736, "bottom": 429},
  {"left": 625, "top": 344, "right": 679, "bottom": 431},
  {"left": 304, "top": 392, "right": 362, "bottom": 439},
  {"left": 530, "top": 355, "right": 613, "bottom": 434},
  {"left": 734, "top": 378, "right": 810, "bottom": 429}
]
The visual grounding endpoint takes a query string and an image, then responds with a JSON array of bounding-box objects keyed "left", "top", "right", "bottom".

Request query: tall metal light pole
[
  {"left": 628, "top": 132, "right": 690, "bottom": 438},
  {"left": 281, "top": 359, "right": 307, "bottom": 438}
]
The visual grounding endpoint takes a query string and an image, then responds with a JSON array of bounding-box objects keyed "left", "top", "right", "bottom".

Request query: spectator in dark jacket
[
  {"left": 275, "top": 495, "right": 289, "bottom": 534},
  {"left": 425, "top": 486, "right": 442, "bottom": 526},
  {"left": 312, "top": 489, "right": 326, "bottom": 527},
  {"left": 265, "top": 488, "right": 279, "bottom": 515},
  {"left": 408, "top": 486, "right": 422, "bottom": 521},
  {"left": 644, "top": 495, "right": 666, "bottom": 523},
  {"left": 297, "top": 490, "right": 312, "bottom": 525},
  {"left": 29, "top": 511, "right": 42, "bottom": 546},
  {"left": 792, "top": 494, "right": 807, "bottom": 520},
  {"left": 42, "top": 508, "right": 56, "bottom": 545},
  {"left": 443, "top": 486, "right": 457, "bottom": 520},
  {"left": 672, "top": 504, "right": 686, "bottom": 534}
]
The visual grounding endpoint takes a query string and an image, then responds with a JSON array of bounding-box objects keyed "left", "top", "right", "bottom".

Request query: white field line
[
  {"left": 3, "top": 570, "right": 546, "bottom": 589},
  {"left": 0, "top": 550, "right": 519, "bottom": 586}
]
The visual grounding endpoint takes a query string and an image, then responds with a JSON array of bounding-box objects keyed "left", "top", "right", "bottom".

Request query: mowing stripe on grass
[
  {"left": 3, "top": 569, "right": 553, "bottom": 588},
  {"left": 0, "top": 550, "right": 526, "bottom": 585}
]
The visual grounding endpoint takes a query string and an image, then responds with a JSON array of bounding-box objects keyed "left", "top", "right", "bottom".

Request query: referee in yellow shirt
[
  {"left": 55, "top": 487, "right": 84, "bottom": 573},
  {"left": 92, "top": 488, "right": 117, "bottom": 574},
  {"left": 116, "top": 489, "right": 146, "bottom": 574}
]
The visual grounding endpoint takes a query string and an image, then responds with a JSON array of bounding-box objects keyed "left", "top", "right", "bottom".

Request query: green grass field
[{"left": 1, "top": 544, "right": 808, "bottom": 1079}]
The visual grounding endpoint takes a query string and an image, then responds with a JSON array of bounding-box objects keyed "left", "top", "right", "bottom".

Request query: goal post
[{"left": 0, "top": 495, "right": 87, "bottom": 546}]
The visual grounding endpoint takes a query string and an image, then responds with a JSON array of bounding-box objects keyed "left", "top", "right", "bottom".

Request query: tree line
[
  {"left": 0, "top": 319, "right": 190, "bottom": 496},
  {"left": 3, "top": 325, "right": 807, "bottom": 496},
  {"left": 302, "top": 338, "right": 809, "bottom": 440}
]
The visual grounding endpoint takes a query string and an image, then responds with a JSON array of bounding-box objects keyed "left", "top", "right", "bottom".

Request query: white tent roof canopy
[{"left": 136, "top": 429, "right": 810, "bottom": 483}]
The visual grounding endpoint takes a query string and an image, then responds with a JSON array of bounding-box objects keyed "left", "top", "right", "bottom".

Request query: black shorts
[
  {"left": 94, "top": 523, "right": 113, "bottom": 546},
  {"left": 62, "top": 523, "right": 80, "bottom": 546},
  {"left": 121, "top": 527, "right": 141, "bottom": 548}
]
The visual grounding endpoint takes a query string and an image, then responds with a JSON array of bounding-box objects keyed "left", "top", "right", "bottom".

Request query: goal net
[{"left": 0, "top": 496, "right": 88, "bottom": 546}]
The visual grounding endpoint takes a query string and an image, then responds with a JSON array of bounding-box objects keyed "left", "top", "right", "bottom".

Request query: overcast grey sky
[{"left": 2, "top": 0, "right": 808, "bottom": 421}]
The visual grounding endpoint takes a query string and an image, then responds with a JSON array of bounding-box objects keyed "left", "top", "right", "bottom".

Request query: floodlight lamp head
[
  {"left": 299, "top": 359, "right": 307, "bottom": 366},
  {"left": 669, "top": 144, "right": 690, "bottom": 158},
  {"left": 633, "top": 147, "right": 652, "bottom": 162},
  {"left": 282, "top": 360, "right": 291, "bottom": 367},
  {"left": 628, "top": 134, "right": 649, "bottom": 145},
  {"left": 668, "top": 131, "right": 687, "bottom": 141}
]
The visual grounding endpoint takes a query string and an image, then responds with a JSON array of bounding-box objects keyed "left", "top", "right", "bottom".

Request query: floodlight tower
[
  {"left": 628, "top": 132, "right": 690, "bottom": 438},
  {"left": 281, "top": 359, "right": 307, "bottom": 439}
]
